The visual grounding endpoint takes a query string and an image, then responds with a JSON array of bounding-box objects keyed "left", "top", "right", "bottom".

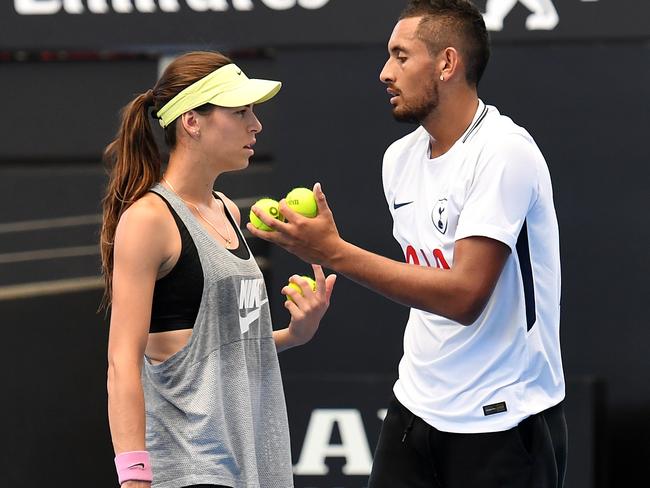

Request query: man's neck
[{"left": 421, "top": 91, "right": 479, "bottom": 159}]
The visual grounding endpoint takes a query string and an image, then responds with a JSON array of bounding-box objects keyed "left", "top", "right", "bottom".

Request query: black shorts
[{"left": 368, "top": 395, "right": 567, "bottom": 488}]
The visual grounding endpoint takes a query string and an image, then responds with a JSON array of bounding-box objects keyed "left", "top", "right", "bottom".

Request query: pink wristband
[{"left": 114, "top": 450, "right": 153, "bottom": 485}]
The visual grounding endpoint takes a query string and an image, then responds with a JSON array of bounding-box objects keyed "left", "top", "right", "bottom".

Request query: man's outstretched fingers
[{"left": 313, "top": 182, "right": 330, "bottom": 215}]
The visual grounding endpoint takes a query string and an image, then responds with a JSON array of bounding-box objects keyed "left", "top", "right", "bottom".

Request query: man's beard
[{"left": 392, "top": 80, "right": 439, "bottom": 124}]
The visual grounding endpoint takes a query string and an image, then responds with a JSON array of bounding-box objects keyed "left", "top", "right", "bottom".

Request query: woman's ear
[{"left": 179, "top": 110, "right": 201, "bottom": 139}]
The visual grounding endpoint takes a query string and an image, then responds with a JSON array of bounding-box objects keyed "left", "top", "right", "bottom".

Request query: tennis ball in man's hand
[
  {"left": 249, "top": 198, "right": 283, "bottom": 231},
  {"left": 286, "top": 187, "right": 318, "bottom": 218},
  {"left": 286, "top": 276, "right": 317, "bottom": 302}
]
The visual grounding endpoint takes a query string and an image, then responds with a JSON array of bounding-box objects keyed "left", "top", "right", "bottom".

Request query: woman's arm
[{"left": 107, "top": 198, "right": 174, "bottom": 486}]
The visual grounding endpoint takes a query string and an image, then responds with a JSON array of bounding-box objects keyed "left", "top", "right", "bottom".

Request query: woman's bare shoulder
[{"left": 114, "top": 192, "right": 175, "bottom": 255}]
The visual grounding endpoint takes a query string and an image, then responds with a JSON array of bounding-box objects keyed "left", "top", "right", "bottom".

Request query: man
[{"left": 248, "top": 1, "right": 566, "bottom": 486}]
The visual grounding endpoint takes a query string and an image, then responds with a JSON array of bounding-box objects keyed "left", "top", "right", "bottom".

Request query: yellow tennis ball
[
  {"left": 286, "top": 276, "right": 317, "bottom": 302},
  {"left": 286, "top": 187, "right": 318, "bottom": 218},
  {"left": 249, "top": 198, "right": 283, "bottom": 231}
]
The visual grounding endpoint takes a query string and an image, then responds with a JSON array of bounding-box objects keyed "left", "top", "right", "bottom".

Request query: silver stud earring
[{"left": 440, "top": 74, "right": 444, "bottom": 81}]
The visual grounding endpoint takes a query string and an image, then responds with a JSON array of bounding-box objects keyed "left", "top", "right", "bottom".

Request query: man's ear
[{"left": 438, "top": 47, "right": 460, "bottom": 81}]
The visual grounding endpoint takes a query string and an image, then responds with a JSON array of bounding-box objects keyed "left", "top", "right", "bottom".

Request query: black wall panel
[{"left": 0, "top": 60, "right": 159, "bottom": 160}]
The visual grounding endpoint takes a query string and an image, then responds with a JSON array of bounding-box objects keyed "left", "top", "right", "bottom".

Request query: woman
[{"left": 101, "top": 51, "right": 336, "bottom": 488}]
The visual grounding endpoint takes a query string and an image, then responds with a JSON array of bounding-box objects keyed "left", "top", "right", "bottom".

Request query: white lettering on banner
[
  {"left": 121, "top": 0, "right": 156, "bottom": 12},
  {"left": 14, "top": 0, "right": 331, "bottom": 14},
  {"left": 232, "top": 0, "right": 253, "bottom": 11},
  {"left": 297, "top": 0, "right": 329, "bottom": 8},
  {"left": 260, "top": 0, "right": 329, "bottom": 10},
  {"left": 293, "top": 409, "right": 373, "bottom": 476},
  {"left": 483, "top": 0, "right": 559, "bottom": 31},
  {"left": 87, "top": 0, "right": 108, "bottom": 13},
  {"left": 259, "top": 0, "right": 293, "bottom": 9},
  {"left": 111, "top": 0, "right": 134, "bottom": 13},
  {"left": 158, "top": 0, "right": 180, "bottom": 12},
  {"left": 65, "top": 0, "right": 82, "bottom": 13},
  {"left": 15, "top": 0, "right": 62, "bottom": 14},
  {"left": 14, "top": 0, "right": 53, "bottom": 15},
  {"left": 185, "top": 0, "right": 227, "bottom": 11},
  {"left": 136, "top": 0, "right": 156, "bottom": 12}
]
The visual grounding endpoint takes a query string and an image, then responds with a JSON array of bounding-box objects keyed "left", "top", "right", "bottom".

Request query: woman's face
[{"left": 197, "top": 104, "right": 262, "bottom": 171}]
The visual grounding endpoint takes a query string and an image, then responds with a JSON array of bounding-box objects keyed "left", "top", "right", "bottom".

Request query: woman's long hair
[{"left": 100, "top": 51, "right": 232, "bottom": 309}]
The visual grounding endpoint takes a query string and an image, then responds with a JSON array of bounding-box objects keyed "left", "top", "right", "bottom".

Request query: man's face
[{"left": 380, "top": 17, "right": 439, "bottom": 123}]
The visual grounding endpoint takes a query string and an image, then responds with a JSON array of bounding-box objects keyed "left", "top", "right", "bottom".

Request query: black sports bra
[{"left": 149, "top": 191, "right": 249, "bottom": 333}]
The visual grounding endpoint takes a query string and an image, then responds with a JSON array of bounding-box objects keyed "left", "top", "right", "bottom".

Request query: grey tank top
[{"left": 143, "top": 184, "right": 293, "bottom": 488}]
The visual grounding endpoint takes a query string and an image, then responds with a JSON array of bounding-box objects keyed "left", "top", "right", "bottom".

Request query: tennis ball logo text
[{"left": 14, "top": 0, "right": 330, "bottom": 15}]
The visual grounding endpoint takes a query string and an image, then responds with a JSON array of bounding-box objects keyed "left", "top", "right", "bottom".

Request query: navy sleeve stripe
[{"left": 516, "top": 220, "right": 537, "bottom": 331}]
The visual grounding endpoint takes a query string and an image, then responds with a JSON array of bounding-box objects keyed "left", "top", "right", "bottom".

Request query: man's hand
[{"left": 247, "top": 183, "right": 343, "bottom": 266}]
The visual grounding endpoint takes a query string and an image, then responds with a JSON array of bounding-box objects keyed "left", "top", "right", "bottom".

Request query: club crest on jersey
[{"left": 431, "top": 199, "right": 448, "bottom": 235}]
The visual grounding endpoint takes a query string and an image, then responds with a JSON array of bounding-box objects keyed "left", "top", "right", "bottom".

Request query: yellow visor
[{"left": 156, "top": 63, "right": 281, "bottom": 128}]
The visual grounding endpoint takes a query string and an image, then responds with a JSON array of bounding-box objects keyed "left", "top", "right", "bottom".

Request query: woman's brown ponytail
[{"left": 100, "top": 90, "right": 160, "bottom": 309}]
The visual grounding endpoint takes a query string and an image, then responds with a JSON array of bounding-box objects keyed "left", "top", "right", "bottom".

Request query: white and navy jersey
[{"left": 383, "top": 100, "right": 565, "bottom": 433}]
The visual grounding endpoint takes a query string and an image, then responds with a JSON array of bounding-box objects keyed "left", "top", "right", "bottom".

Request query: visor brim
[{"left": 207, "top": 79, "right": 281, "bottom": 108}]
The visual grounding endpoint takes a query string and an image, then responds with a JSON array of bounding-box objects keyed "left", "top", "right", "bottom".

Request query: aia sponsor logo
[{"left": 405, "top": 245, "right": 450, "bottom": 270}]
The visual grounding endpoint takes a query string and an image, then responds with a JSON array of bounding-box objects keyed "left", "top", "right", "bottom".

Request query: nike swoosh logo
[
  {"left": 239, "top": 298, "right": 268, "bottom": 333},
  {"left": 128, "top": 463, "right": 145, "bottom": 470},
  {"left": 393, "top": 201, "right": 414, "bottom": 210},
  {"left": 236, "top": 70, "right": 242, "bottom": 75}
]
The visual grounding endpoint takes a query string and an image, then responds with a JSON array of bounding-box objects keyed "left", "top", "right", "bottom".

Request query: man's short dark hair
[{"left": 399, "top": 0, "right": 490, "bottom": 86}]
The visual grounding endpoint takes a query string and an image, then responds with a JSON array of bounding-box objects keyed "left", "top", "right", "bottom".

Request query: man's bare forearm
[{"left": 325, "top": 239, "right": 476, "bottom": 324}]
